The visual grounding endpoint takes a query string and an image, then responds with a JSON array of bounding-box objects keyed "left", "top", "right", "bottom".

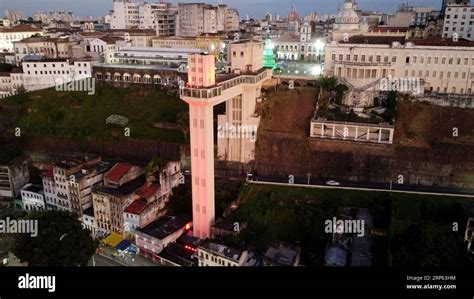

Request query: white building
[
  {"left": 442, "top": 4, "right": 474, "bottom": 40},
  {"left": 0, "top": 24, "right": 43, "bottom": 52},
  {"left": 135, "top": 215, "right": 192, "bottom": 260},
  {"left": 109, "top": 0, "right": 177, "bottom": 34},
  {"left": 198, "top": 241, "right": 248, "bottom": 266},
  {"left": 0, "top": 72, "right": 12, "bottom": 98},
  {"left": 81, "top": 207, "right": 97, "bottom": 237},
  {"left": 273, "top": 22, "right": 326, "bottom": 61},
  {"left": 20, "top": 184, "right": 45, "bottom": 212},
  {"left": 21, "top": 56, "right": 92, "bottom": 92},
  {"left": 42, "top": 156, "right": 104, "bottom": 212},
  {"left": 0, "top": 159, "right": 30, "bottom": 200},
  {"left": 331, "top": 0, "right": 367, "bottom": 42},
  {"left": 176, "top": 3, "right": 238, "bottom": 37},
  {"left": 324, "top": 35, "right": 474, "bottom": 96},
  {"left": 13, "top": 37, "right": 72, "bottom": 65}
]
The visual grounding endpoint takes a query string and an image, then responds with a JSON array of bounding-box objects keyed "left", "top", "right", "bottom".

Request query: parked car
[{"left": 326, "top": 180, "right": 341, "bottom": 186}]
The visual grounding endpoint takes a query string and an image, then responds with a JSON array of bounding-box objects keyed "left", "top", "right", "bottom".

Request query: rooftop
[
  {"left": 137, "top": 214, "right": 192, "bottom": 240},
  {"left": 22, "top": 184, "right": 43, "bottom": 194},
  {"left": 124, "top": 198, "right": 148, "bottom": 215},
  {"left": 100, "top": 175, "right": 147, "bottom": 197},
  {"left": 135, "top": 183, "right": 159, "bottom": 199},
  {"left": 0, "top": 24, "right": 42, "bottom": 33},
  {"left": 83, "top": 207, "right": 94, "bottom": 217},
  {"left": 104, "top": 162, "right": 133, "bottom": 182},
  {"left": 16, "top": 37, "right": 59, "bottom": 43},
  {"left": 199, "top": 240, "right": 243, "bottom": 262},
  {"left": 342, "top": 35, "right": 474, "bottom": 47},
  {"left": 263, "top": 243, "right": 300, "bottom": 266}
]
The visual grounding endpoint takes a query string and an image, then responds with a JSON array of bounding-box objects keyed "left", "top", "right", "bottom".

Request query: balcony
[{"left": 180, "top": 69, "right": 271, "bottom": 99}]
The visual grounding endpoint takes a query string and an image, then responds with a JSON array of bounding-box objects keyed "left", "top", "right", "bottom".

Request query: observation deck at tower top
[{"left": 179, "top": 67, "right": 272, "bottom": 100}]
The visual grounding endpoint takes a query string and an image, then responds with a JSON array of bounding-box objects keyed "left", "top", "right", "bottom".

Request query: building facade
[
  {"left": 20, "top": 184, "right": 45, "bottom": 212},
  {"left": 324, "top": 36, "right": 474, "bottom": 95},
  {"left": 442, "top": 3, "right": 474, "bottom": 40}
]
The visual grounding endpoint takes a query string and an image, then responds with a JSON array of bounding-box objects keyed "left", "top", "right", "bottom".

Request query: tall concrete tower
[{"left": 180, "top": 42, "right": 271, "bottom": 239}]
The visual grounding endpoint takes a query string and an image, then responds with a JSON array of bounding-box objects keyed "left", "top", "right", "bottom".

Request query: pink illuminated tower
[{"left": 180, "top": 42, "right": 271, "bottom": 239}]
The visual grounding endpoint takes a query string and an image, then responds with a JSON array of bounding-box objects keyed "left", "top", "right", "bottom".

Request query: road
[
  {"left": 88, "top": 253, "right": 128, "bottom": 267},
  {"left": 246, "top": 175, "right": 474, "bottom": 198}
]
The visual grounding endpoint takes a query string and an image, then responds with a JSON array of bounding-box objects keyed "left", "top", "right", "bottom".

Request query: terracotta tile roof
[
  {"left": 78, "top": 31, "right": 105, "bottom": 37},
  {"left": 17, "top": 37, "right": 59, "bottom": 43},
  {"left": 98, "top": 35, "right": 124, "bottom": 44},
  {"left": 124, "top": 198, "right": 148, "bottom": 215},
  {"left": 41, "top": 166, "right": 53, "bottom": 178},
  {"left": 274, "top": 33, "right": 300, "bottom": 43},
  {"left": 346, "top": 35, "right": 474, "bottom": 47},
  {"left": 411, "top": 38, "right": 474, "bottom": 47},
  {"left": 370, "top": 26, "right": 408, "bottom": 32},
  {"left": 135, "top": 183, "right": 159, "bottom": 199},
  {"left": 105, "top": 162, "right": 133, "bottom": 182},
  {"left": 0, "top": 24, "right": 42, "bottom": 33},
  {"left": 346, "top": 35, "right": 406, "bottom": 45}
]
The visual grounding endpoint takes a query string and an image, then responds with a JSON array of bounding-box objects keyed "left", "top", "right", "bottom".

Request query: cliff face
[
  {"left": 16, "top": 135, "right": 181, "bottom": 163},
  {"left": 253, "top": 94, "right": 474, "bottom": 188}
]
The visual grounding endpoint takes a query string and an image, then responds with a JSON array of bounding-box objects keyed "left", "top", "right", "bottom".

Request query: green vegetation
[
  {"left": 381, "top": 91, "right": 399, "bottom": 123},
  {"left": 0, "top": 63, "right": 14, "bottom": 72},
  {"left": 222, "top": 184, "right": 470, "bottom": 267},
  {"left": 10, "top": 211, "right": 98, "bottom": 266},
  {"left": 1, "top": 83, "right": 188, "bottom": 143},
  {"left": 166, "top": 179, "right": 241, "bottom": 219},
  {"left": 0, "top": 143, "right": 24, "bottom": 164}
]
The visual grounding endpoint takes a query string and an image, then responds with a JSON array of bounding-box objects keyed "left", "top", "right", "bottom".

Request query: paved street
[
  {"left": 247, "top": 175, "right": 474, "bottom": 198},
  {"left": 88, "top": 245, "right": 161, "bottom": 267},
  {"left": 274, "top": 61, "right": 324, "bottom": 78}
]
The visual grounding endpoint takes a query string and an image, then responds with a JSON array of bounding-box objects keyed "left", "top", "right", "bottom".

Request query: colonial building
[
  {"left": 123, "top": 161, "right": 182, "bottom": 238},
  {"left": 273, "top": 22, "right": 326, "bottom": 61},
  {"left": 20, "top": 184, "right": 45, "bottom": 212},
  {"left": 197, "top": 240, "right": 248, "bottom": 266},
  {"left": 42, "top": 155, "right": 105, "bottom": 212},
  {"left": 324, "top": 36, "right": 474, "bottom": 96},
  {"left": 0, "top": 157, "right": 30, "bottom": 200},
  {"left": 0, "top": 24, "right": 43, "bottom": 52},
  {"left": 13, "top": 37, "right": 72, "bottom": 65},
  {"left": 135, "top": 214, "right": 192, "bottom": 261},
  {"left": 331, "top": 0, "right": 368, "bottom": 42},
  {"left": 21, "top": 56, "right": 93, "bottom": 92}
]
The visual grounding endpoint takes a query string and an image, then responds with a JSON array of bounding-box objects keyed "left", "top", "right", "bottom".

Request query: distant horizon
[{"left": 1, "top": 0, "right": 443, "bottom": 19}]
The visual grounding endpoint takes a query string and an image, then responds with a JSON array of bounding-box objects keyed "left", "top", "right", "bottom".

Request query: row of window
[
  {"left": 199, "top": 252, "right": 235, "bottom": 266},
  {"left": 332, "top": 52, "right": 474, "bottom": 66}
]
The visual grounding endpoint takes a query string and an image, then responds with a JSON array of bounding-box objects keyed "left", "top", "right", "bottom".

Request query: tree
[
  {"left": 318, "top": 76, "right": 338, "bottom": 91},
  {"left": 11, "top": 211, "right": 97, "bottom": 266}
]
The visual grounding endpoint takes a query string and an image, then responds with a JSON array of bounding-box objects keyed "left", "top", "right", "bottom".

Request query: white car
[{"left": 326, "top": 180, "right": 341, "bottom": 186}]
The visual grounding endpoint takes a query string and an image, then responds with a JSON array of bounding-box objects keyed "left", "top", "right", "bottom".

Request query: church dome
[{"left": 336, "top": 0, "right": 359, "bottom": 24}]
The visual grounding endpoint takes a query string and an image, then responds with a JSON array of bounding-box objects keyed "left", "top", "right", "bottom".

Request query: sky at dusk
[{"left": 1, "top": 0, "right": 442, "bottom": 19}]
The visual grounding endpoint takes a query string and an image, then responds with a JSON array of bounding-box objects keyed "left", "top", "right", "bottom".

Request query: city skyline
[{"left": 2, "top": 0, "right": 442, "bottom": 19}]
